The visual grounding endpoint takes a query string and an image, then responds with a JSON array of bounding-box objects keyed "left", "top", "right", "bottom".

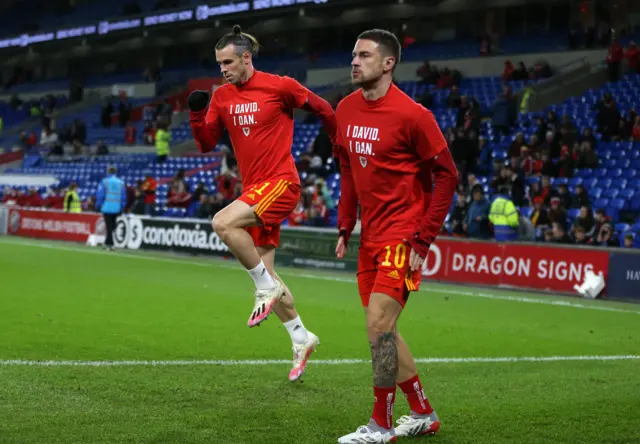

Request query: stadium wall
[
  {"left": 1, "top": 207, "right": 638, "bottom": 303},
  {"left": 305, "top": 49, "right": 608, "bottom": 87}
]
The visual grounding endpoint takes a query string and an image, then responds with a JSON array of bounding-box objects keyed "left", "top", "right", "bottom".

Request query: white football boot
[
  {"left": 395, "top": 410, "right": 440, "bottom": 437},
  {"left": 247, "top": 280, "right": 285, "bottom": 327},
  {"left": 288, "top": 332, "right": 320, "bottom": 382},
  {"left": 338, "top": 421, "right": 397, "bottom": 443}
]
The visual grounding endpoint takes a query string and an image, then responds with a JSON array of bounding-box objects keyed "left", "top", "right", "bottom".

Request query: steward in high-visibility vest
[
  {"left": 520, "top": 83, "right": 534, "bottom": 114},
  {"left": 155, "top": 122, "right": 171, "bottom": 161},
  {"left": 489, "top": 187, "right": 519, "bottom": 242},
  {"left": 64, "top": 184, "right": 82, "bottom": 213}
]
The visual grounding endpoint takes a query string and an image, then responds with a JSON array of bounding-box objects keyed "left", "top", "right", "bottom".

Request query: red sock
[
  {"left": 398, "top": 375, "right": 434, "bottom": 414},
  {"left": 371, "top": 386, "right": 396, "bottom": 430}
]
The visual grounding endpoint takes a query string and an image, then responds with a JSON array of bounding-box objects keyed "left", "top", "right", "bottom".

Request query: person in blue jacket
[{"left": 96, "top": 166, "right": 127, "bottom": 251}]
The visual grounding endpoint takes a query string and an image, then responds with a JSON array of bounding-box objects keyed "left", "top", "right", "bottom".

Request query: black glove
[{"left": 187, "top": 90, "right": 210, "bottom": 112}]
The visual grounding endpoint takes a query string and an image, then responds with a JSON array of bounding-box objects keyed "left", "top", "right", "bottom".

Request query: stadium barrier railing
[{"left": 1, "top": 206, "right": 638, "bottom": 302}]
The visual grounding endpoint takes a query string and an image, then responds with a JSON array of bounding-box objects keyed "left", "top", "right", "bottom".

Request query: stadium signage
[
  {"left": 421, "top": 239, "right": 610, "bottom": 294},
  {"left": 0, "top": 0, "right": 326, "bottom": 50},
  {"left": 5, "top": 208, "right": 105, "bottom": 243},
  {"left": 605, "top": 252, "right": 640, "bottom": 301},
  {"left": 253, "top": 0, "right": 329, "bottom": 10},
  {"left": 113, "top": 215, "right": 230, "bottom": 255}
]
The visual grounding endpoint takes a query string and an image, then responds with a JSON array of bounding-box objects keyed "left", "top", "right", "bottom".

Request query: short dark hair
[
  {"left": 215, "top": 24, "right": 259, "bottom": 57},
  {"left": 107, "top": 166, "right": 117, "bottom": 175},
  {"left": 357, "top": 29, "right": 401, "bottom": 71}
]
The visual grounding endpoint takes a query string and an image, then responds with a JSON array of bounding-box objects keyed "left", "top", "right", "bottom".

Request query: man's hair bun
[{"left": 232, "top": 25, "right": 242, "bottom": 35}]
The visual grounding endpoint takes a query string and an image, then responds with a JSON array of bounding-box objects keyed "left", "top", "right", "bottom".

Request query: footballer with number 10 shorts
[
  {"left": 334, "top": 29, "right": 458, "bottom": 443},
  {"left": 188, "top": 25, "right": 338, "bottom": 382}
]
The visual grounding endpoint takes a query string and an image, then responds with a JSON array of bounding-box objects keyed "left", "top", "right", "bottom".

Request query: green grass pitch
[{"left": 1, "top": 236, "right": 639, "bottom": 444}]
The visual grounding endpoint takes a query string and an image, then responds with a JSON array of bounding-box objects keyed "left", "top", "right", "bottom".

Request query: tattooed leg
[
  {"left": 371, "top": 331, "right": 399, "bottom": 387},
  {"left": 366, "top": 293, "right": 404, "bottom": 387}
]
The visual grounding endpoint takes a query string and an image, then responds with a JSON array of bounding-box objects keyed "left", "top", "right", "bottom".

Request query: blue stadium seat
[{"left": 594, "top": 198, "right": 609, "bottom": 209}]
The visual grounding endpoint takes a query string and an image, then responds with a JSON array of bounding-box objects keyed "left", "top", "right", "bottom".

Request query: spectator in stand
[
  {"left": 96, "top": 140, "right": 109, "bottom": 156},
  {"left": 192, "top": 183, "right": 209, "bottom": 204},
  {"left": 141, "top": 172, "right": 156, "bottom": 215},
  {"left": 43, "top": 188, "right": 64, "bottom": 209},
  {"left": 416, "top": 61, "right": 439, "bottom": 85},
  {"left": 465, "top": 184, "right": 491, "bottom": 239},
  {"left": 552, "top": 222, "right": 572, "bottom": 244},
  {"left": 592, "top": 209, "right": 609, "bottom": 236},
  {"left": 606, "top": 37, "right": 624, "bottom": 82},
  {"left": 543, "top": 227, "right": 554, "bottom": 243},
  {"left": 118, "top": 97, "right": 132, "bottom": 127},
  {"left": 216, "top": 169, "right": 238, "bottom": 202},
  {"left": 70, "top": 118, "right": 87, "bottom": 155},
  {"left": 518, "top": 211, "right": 536, "bottom": 241},
  {"left": 622, "top": 233, "right": 635, "bottom": 249},
  {"left": 125, "top": 123, "right": 137, "bottom": 145},
  {"left": 208, "top": 193, "right": 227, "bottom": 218},
  {"left": 572, "top": 206, "right": 595, "bottom": 237},
  {"left": 288, "top": 195, "right": 308, "bottom": 227},
  {"left": 530, "top": 196, "right": 550, "bottom": 228},
  {"left": 576, "top": 140, "right": 599, "bottom": 168},
  {"left": 632, "top": 115, "right": 640, "bottom": 141},
  {"left": 626, "top": 41, "right": 639, "bottom": 74},
  {"left": 167, "top": 169, "right": 192, "bottom": 208},
  {"left": 573, "top": 226, "right": 590, "bottom": 245},
  {"left": 540, "top": 175, "right": 558, "bottom": 204},
  {"left": 130, "top": 188, "right": 147, "bottom": 215},
  {"left": 581, "top": 127, "right": 597, "bottom": 147},
  {"left": 84, "top": 195, "right": 96, "bottom": 212},
  {"left": 155, "top": 97, "right": 173, "bottom": 127},
  {"left": 447, "top": 85, "right": 461, "bottom": 108},
  {"left": 540, "top": 152, "right": 556, "bottom": 177},
  {"left": 449, "top": 193, "right": 468, "bottom": 237},
  {"left": 501, "top": 60, "right": 515, "bottom": 81},
  {"left": 143, "top": 122, "right": 156, "bottom": 146},
  {"left": 559, "top": 115, "right": 577, "bottom": 146},
  {"left": 548, "top": 197, "right": 567, "bottom": 228},
  {"left": 155, "top": 121, "right": 171, "bottom": 163},
  {"left": 309, "top": 193, "right": 329, "bottom": 227},
  {"left": 24, "top": 188, "right": 41, "bottom": 207},
  {"left": 596, "top": 93, "right": 621, "bottom": 141},
  {"left": 436, "top": 68, "right": 453, "bottom": 89},
  {"left": 101, "top": 100, "right": 114, "bottom": 128},
  {"left": 556, "top": 146, "right": 575, "bottom": 178},
  {"left": 594, "top": 221, "right": 618, "bottom": 247},
  {"left": 491, "top": 93, "right": 514, "bottom": 138},
  {"left": 41, "top": 126, "right": 61, "bottom": 156},
  {"left": 540, "top": 130, "right": 560, "bottom": 158},
  {"left": 416, "top": 90, "right": 434, "bottom": 109},
  {"left": 508, "top": 132, "right": 526, "bottom": 159},
  {"left": 572, "top": 184, "right": 591, "bottom": 209},
  {"left": 514, "top": 61, "right": 528, "bottom": 81},
  {"left": 197, "top": 193, "right": 212, "bottom": 219},
  {"left": 556, "top": 183, "right": 573, "bottom": 209},
  {"left": 501, "top": 165, "right": 525, "bottom": 207}
]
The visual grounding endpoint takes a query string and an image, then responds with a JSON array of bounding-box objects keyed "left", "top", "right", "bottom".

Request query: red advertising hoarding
[
  {"left": 6, "top": 208, "right": 105, "bottom": 243},
  {"left": 421, "top": 238, "right": 610, "bottom": 293}
]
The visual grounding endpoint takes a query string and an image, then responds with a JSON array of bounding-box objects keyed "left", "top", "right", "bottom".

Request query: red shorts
[
  {"left": 357, "top": 239, "right": 421, "bottom": 308},
  {"left": 237, "top": 179, "right": 301, "bottom": 248}
]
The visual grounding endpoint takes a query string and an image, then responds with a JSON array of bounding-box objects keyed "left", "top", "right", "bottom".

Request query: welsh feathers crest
[
  {"left": 242, "top": 127, "right": 250, "bottom": 136},
  {"left": 359, "top": 156, "right": 367, "bottom": 167}
]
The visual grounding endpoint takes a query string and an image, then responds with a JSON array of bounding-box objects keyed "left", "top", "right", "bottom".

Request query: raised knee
[{"left": 212, "top": 214, "right": 232, "bottom": 238}]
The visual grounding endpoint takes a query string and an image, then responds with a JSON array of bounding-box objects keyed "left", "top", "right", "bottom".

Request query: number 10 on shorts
[{"left": 381, "top": 243, "right": 407, "bottom": 269}]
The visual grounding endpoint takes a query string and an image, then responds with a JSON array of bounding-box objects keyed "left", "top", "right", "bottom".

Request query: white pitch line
[
  {"left": 1, "top": 237, "right": 639, "bottom": 315},
  {"left": 1, "top": 355, "right": 639, "bottom": 367}
]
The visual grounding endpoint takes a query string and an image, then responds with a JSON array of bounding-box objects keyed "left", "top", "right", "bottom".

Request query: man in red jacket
[{"left": 334, "top": 29, "right": 457, "bottom": 443}]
